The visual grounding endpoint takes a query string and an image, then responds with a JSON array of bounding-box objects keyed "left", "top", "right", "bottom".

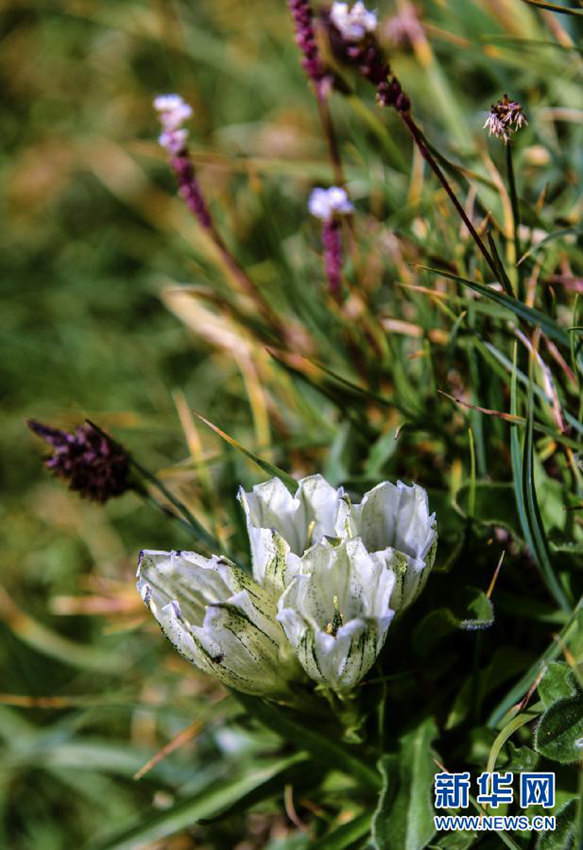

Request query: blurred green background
[{"left": 2, "top": 1, "right": 582, "bottom": 847}]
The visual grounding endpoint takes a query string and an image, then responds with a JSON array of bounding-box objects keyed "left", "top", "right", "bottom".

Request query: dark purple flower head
[{"left": 27, "top": 420, "right": 131, "bottom": 503}]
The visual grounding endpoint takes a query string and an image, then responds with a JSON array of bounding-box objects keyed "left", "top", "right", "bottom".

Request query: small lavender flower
[
  {"left": 484, "top": 94, "right": 528, "bottom": 144},
  {"left": 308, "top": 186, "right": 354, "bottom": 220},
  {"left": 288, "top": 0, "right": 326, "bottom": 86},
  {"left": 329, "top": 1, "right": 378, "bottom": 42},
  {"left": 154, "top": 93, "right": 192, "bottom": 155},
  {"left": 309, "top": 187, "right": 353, "bottom": 297},
  {"left": 27, "top": 420, "right": 131, "bottom": 503}
]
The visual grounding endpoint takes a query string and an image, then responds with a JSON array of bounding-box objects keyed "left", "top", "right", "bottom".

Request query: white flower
[
  {"left": 239, "top": 475, "right": 437, "bottom": 612},
  {"left": 277, "top": 538, "right": 395, "bottom": 692},
  {"left": 349, "top": 480, "right": 437, "bottom": 611},
  {"left": 308, "top": 186, "right": 354, "bottom": 221},
  {"left": 330, "top": 2, "right": 378, "bottom": 42},
  {"left": 137, "top": 549, "right": 300, "bottom": 697},
  {"left": 237, "top": 475, "right": 351, "bottom": 592}
]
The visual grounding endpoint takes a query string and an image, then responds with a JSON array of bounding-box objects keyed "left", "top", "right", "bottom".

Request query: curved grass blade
[
  {"left": 418, "top": 266, "right": 570, "bottom": 348},
  {"left": 521, "top": 362, "right": 572, "bottom": 613},
  {"left": 193, "top": 411, "right": 297, "bottom": 493},
  {"left": 519, "top": 0, "right": 583, "bottom": 15}
]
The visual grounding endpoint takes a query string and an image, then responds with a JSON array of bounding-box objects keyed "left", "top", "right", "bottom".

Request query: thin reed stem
[{"left": 400, "top": 112, "right": 499, "bottom": 279}]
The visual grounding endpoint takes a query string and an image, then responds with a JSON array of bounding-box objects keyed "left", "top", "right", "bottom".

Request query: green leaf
[
  {"left": 413, "top": 588, "right": 494, "bottom": 655},
  {"left": 91, "top": 753, "right": 308, "bottom": 850},
  {"left": 236, "top": 694, "right": 381, "bottom": 791},
  {"left": 538, "top": 662, "right": 575, "bottom": 708},
  {"left": 535, "top": 689, "right": 583, "bottom": 764},
  {"left": 537, "top": 799, "right": 577, "bottom": 850},
  {"left": 315, "top": 812, "right": 372, "bottom": 849},
  {"left": 456, "top": 482, "right": 522, "bottom": 539},
  {"left": 371, "top": 754, "right": 399, "bottom": 850},
  {"left": 504, "top": 742, "right": 539, "bottom": 771},
  {"left": 372, "top": 719, "right": 438, "bottom": 850}
]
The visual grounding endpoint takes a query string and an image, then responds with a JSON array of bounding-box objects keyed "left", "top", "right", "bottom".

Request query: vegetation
[{"left": 2, "top": 1, "right": 582, "bottom": 848}]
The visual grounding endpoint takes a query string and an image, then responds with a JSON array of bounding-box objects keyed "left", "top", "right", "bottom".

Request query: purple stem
[
  {"left": 171, "top": 155, "right": 212, "bottom": 230},
  {"left": 169, "top": 152, "right": 284, "bottom": 331},
  {"left": 322, "top": 218, "right": 343, "bottom": 298}
]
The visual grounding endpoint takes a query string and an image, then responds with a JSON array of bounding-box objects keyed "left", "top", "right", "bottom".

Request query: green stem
[
  {"left": 129, "top": 456, "right": 220, "bottom": 553},
  {"left": 506, "top": 141, "right": 524, "bottom": 300}
]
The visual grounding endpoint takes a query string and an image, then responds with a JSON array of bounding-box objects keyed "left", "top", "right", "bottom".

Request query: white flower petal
[
  {"left": 137, "top": 549, "right": 298, "bottom": 696},
  {"left": 238, "top": 475, "right": 350, "bottom": 589},
  {"left": 351, "top": 481, "right": 437, "bottom": 609},
  {"left": 277, "top": 539, "right": 395, "bottom": 692}
]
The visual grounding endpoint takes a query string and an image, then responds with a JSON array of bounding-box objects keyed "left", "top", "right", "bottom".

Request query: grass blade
[
  {"left": 418, "top": 265, "right": 570, "bottom": 348},
  {"left": 194, "top": 411, "right": 298, "bottom": 493}
]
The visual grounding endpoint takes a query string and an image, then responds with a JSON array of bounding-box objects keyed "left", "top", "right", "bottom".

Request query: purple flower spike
[
  {"left": 309, "top": 186, "right": 353, "bottom": 297},
  {"left": 288, "top": 0, "right": 326, "bottom": 86},
  {"left": 27, "top": 420, "right": 131, "bottom": 503}
]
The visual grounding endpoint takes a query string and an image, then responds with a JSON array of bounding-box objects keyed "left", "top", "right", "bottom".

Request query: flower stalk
[
  {"left": 154, "top": 95, "right": 284, "bottom": 334},
  {"left": 308, "top": 186, "right": 353, "bottom": 298}
]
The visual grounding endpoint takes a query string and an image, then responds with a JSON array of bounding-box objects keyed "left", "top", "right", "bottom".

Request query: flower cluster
[
  {"left": 308, "top": 187, "right": 353, "bottom": 297},
  {"left": 27, "top": 420, "right": 131, "bottom": 503},
  {"left": 154, "top": 94, "right": 192, "bottom": 155},
  {"left": 324, "top": 1, "right": 410, "bottom": 111},
  {"left": 308, "top": 186, "right": 353, "bottom": 220},
  {"left": 484, "top": 94, "right": 528, "bottom": 144},
  {"left": 139, "top": 475, "right": 437, "bottom": 697},
  {"left": 330, "top": 1, "right": 378, "bottom": 42}
]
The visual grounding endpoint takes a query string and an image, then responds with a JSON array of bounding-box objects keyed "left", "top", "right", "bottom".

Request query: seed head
[
  {"left": 484, "top": 94, "right": 528, "bottom": 144},
  {"left": 27, "top": 420, "right": 131, "bottom": 503}
]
